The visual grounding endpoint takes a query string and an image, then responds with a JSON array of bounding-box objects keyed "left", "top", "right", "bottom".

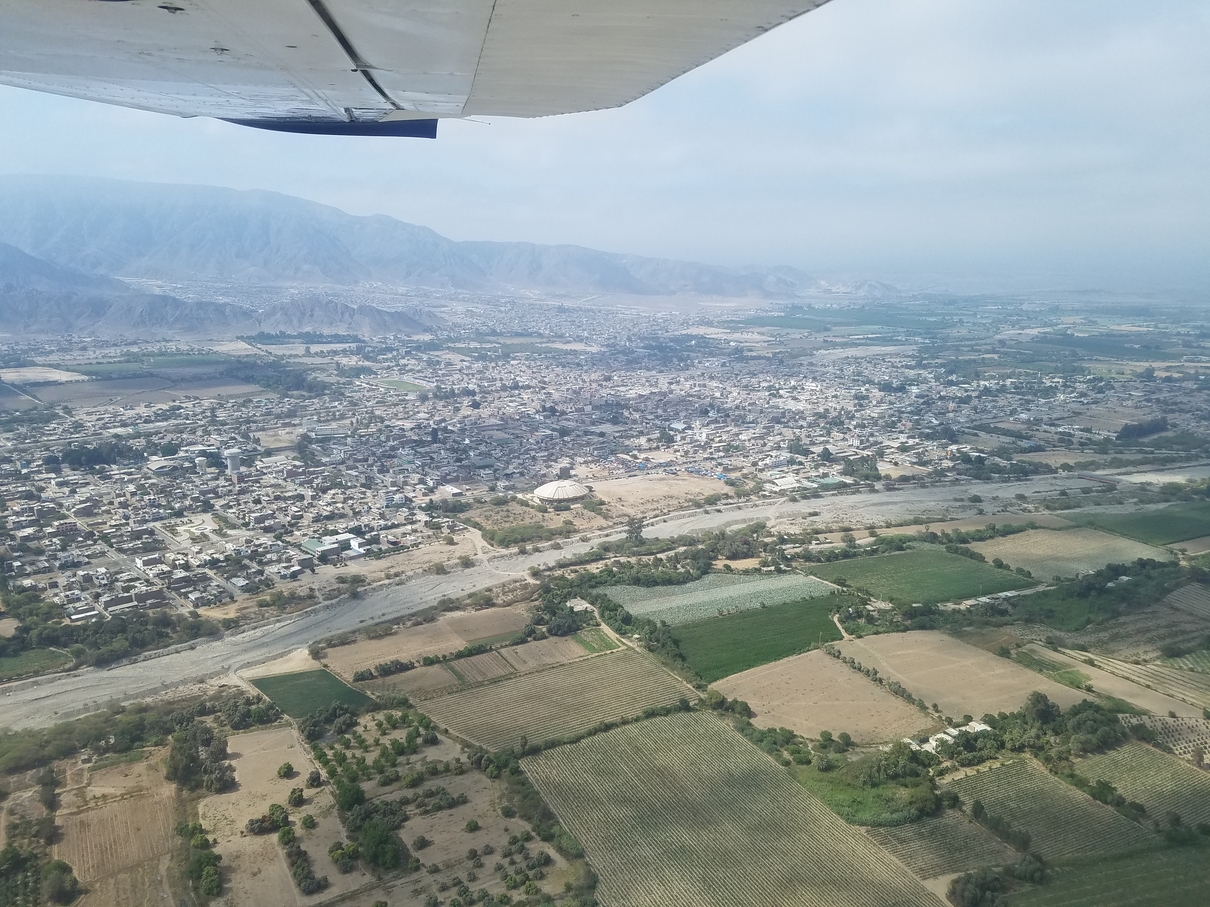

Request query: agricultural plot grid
[
  {"left": 1077, "top": 742, "right": 1210, "bottom": 827},
  {"left": 603, "top": 573, "right": 835, "bottom": 625},
  {"left": 1128, "top": 715, "right": 1210, "bottom": 763},
  {"left": 419, "top": 648, "right": 690, "bottom": 750},
  {"left": 864, "top": 809, "right": 1021, "bottom": 879},
  {"left": 943, "top": 760, "right": 1155, "bottom": 861},
  {"left": 523, "top": 711, "right": 938, "bottom": 907}
]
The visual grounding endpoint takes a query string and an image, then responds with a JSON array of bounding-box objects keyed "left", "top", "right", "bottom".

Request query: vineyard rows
[
  {"left": 943, "top": 760, "right": 1155, "bottom": 861},
  {"left": 523, "top": 712, "right": 937, "bottom": 907},
  {"left": 1077, "top": 742, "right": 1210, "bottom": 826},
  {"left": 420, "top": 648, "right": 689, "bottom": 750},
  {"left": 1163, "top": 583, "right": 1210, "bottom": 621},
  {"left": 604, "top": 573, "right": 834, "bottom": 626},
  {"left": 1128, "top": 715, "right": 1210, "bottom": 763},
  {"left": 1164, "top": 650, "right": 1210, "bottom": 675},
  {"left": 1068, "top": 650, "right": 1210, "bottom": 710},
  {"left": 1006, "top": 848, "right": 1210, "bottom": 907},
  {"left": 865, "top": 809, "right": 1020, "bottom": 879}
]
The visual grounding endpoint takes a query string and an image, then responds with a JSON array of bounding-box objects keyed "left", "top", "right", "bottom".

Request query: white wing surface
[{"left": 0, "top": 0, "right": 829, "bottom": 135}]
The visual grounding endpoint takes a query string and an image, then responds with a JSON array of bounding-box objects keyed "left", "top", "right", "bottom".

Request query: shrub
[
  {"left": 301, "top": 814, "right": 317, "bottom": 829},
  {"left": 288, "top": 787, "right": 305, "bottom": 807}
]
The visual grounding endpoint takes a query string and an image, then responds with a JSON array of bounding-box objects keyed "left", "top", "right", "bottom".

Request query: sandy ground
[
  {"left": 0, "top": 366, "right": 88, "bottom": 383},
  {"left": 240, "top": 647, "right": 320, "bottom": 679},
  {"left": 714, "top": 649, "right": 934, "bottom": 744},
  {"left": 0, "top": 617, "right": 19, "bottom": 637},
  {"left": 199, "top": 725, "right": 374, "bottom": 907},
  {"left": 971, "top": 528, "right": 1168, "bottom": 579},
  {"left": 582, "top": 474, "right": 731, "bottom": 516},
  {"left": 836, "top": 631, "right": 1085, "bottom": 719}
]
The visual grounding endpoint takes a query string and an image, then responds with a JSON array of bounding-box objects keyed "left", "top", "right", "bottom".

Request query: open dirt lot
[
  {"left": 54, "top": 754, "right": 178, "bottom": 883},
  {"left": 714, "top": 649, "right": 933, "bottom": 743},
  {"left": 321, "top": 606, "right": 530, "bottom": 680},
  {"left": 199, "top": 725, "right": 374, "bottom": 907},
  {"left": 971, "top": 528, "right": 1168, "bottom": 580},
  {"left": 581, "top": 473, "right": 730, "bottom": 517},
  {"left": 836, "top": 631, "right": 1085, "bottom": 719}
]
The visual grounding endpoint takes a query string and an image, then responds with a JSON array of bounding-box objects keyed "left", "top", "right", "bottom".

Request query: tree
[
  {"left": 334, "top": 780, "right": 366, "bottom": 811},
  {"left": 277, "top": 762, "right": 294, "bottom": 778},
  {"left": 40, "top": 860, "right": 80, "bottom": 904},
  {"left": 625, "top": 517, "right": 645, "bottom": 544},
  {"left": 361, "top": 819, "right": 403, "bottom": 869},
  {"left": 306, "top": 769, "right": 323, "bottom": 787},
  {"left": 288, "top": 787, "right": 305, "bottom": 807}
]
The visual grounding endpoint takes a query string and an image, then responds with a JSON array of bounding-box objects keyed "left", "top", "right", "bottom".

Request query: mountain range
[{"left": 0, "top": 176, "right": 828, "bottom": 297}]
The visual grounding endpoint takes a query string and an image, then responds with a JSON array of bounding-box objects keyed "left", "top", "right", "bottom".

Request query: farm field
[
  {"left": 523, "top": 711, "right": 938, "bottom": 907},
  {"left": 807, "top": 546, "right": 1034, "bottom": 604},
  {"left": 1064, "top": 649, "right": 1210, "bottom": 711},
  {"left": 944, "top": 760, "right": 1155, "bottom": 861},
  {"left": 572, "top": 627, "right": 619, "bottom": 653},
  {"left": 1018, "top": 645, "right": 1200, "bottom": 717},
  {"left": 499, "top": 634, "right": 593, "bottom": 670},
  {"left": 320, "top": 606, "right": 531, "bottom": 679},
  {"left": 0, "top": 647, "right": 72, "bottom": 682},
  {"left": 420, "top": 648, "right": 690, "bottom": 749},
  {"left": 713, "top": 649, "right": 930, "bottom": 744},
  {"left": 248, "top": 669, "right": 374, "bottom": 718},
  {"left": 1129, "top": 715, "right": 1210, "bottom": 763},
  {"left": 970, "top": 528, "right": 1168, "bottom": 580},
  {"left": 864, "top": 809, "right": 1020, "bottom": 880},
  {"left": 1006, "top": 848, "right": 1210, "bottom": 907},
  {"left": 1074, "top": 500, "right": 1210, "bottom": 545},
  {"left": 674, "top": 595, "right": 842, "bottom": 682},
  {"left": 603, "top": 572, "right": 835, "bottom": 625},
  {"left": 1164, "top": 650, "right": 1210, "bottom": 674},
  {"left": 53, "top": 754, "right": 178, "bottom": 883},
  {"left": 445, "top": 649, "right": 513, "bottom": 684},
  {"left": 1077, "top": 742, "right": 1210, "bottom": 826},
  {"left": 366, "top": 663, "right": 461, "bottom": 700},
  {"left": 373, "top": 378, "right": 426, "bottom": 392},
  {"left": 835, "top": 631, "right": 1084, "bottom": 719}
]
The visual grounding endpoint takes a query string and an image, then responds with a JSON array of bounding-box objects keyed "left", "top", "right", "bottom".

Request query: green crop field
[
  {"left": 523, "top": 711, "right": 937, "bottom": 907},
  {"left": 1078, "top": 742, "right": 1210, "bottom": 826},
  {"left": 944, "top": 760, "right": 1155, "bottom": 862},
  {"left": 865, "top": 810, "right": 1021, "bottom": 879},
  {"left": 573, "top": 628, "right": 618, "bottom": 653},
  {"left": 0, "top": 648, "right": 72, "bottom": 683},
  {"left": 1074, "top": 501, "right": 1210, "bottom": 546},
  {"left": 248, "top": 669, "right": 375, "bottom": 718},
  {"left": 419, "top": 648, "right": 689, "bottom": 749},
  {"left": 807, "top": 547, "right": 1034, "bottom": 605},
  {"left": 604, "top": 572, "right": 835, "bottom": 625},
  {"left": 674, "top": 595, "right": 843, "bottom": 682},
  {"left": 1007, "top": 848, "right": 1210, "bottom": 907}
]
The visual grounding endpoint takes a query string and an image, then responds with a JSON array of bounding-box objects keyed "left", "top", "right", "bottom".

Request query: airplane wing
[{"left": 0, "top": 0, "right": 829, "bottom": 137}]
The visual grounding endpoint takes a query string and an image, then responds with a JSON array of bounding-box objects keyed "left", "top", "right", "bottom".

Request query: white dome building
[{"left": 533, "top": 479, "right": 591, "bottom": 503}]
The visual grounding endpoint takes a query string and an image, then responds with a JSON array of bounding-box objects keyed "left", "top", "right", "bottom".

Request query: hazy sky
[{"left": 1, "top": 0, "right": 1207, "bottom": 291}]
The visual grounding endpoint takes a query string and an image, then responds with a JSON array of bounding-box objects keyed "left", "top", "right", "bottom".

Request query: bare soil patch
[
  {"left": 583, "top": 473, "right": 730, "bottom": 516},
  {"left": 499, "top": 636, "right": 588, "bottom": 672},
  {"left": 836, "top": 631, "right": 1084, "bottom": 718},
  {"left": 444, "top": 608, "right": 530, "bottom": 644},
  {"left": 0, "top": 617, "right": 19, "bottom": 638},
  {"left": 971, "top": 528, "right": 1168, "bottom": 580},
  {"left": 240, "top": 646, "right": 319, "bottom": 679},
  {"left": 714, "top": 649, "right": 932, "bottom": 744}
]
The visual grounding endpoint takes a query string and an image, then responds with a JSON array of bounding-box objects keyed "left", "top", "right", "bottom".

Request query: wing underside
[{"left": 0, "top": 0, "right": 828, "bottom": 132}]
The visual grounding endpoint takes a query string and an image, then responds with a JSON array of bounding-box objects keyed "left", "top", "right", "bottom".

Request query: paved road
[{"left": 0, "top": 470, "right": 1098, "bottom": 730}]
